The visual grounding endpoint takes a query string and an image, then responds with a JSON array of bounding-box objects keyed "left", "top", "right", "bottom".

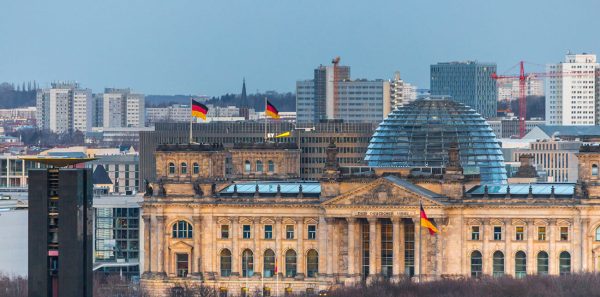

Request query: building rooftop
[
  {"left": 156, "top": 143, "right": 225, "bottom": 152},
  {"left": 529, "top": 125, "right": 600, "bottom": 138},
  {"left": 219, "top": 182, "right": 320, "bottom": 197},
  {"left": 467, "top": 183, "right": 575, "bottom": 198}
]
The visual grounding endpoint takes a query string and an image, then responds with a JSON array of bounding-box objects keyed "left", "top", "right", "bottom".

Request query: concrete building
[
  {"left": 497, "top": 75, "right": 545, "bottom": 102},
  {"left": 296, "top": 59, "right": 392, "bottom": 123},
  {"left": 545, "top": 53, "right": 599, "bottom": 125},
  {"left": 29, "top": 165, "right": 93, "bottom": 297},
  {"left": 36, "top": 82, "right": 93, "bottom": 133},
  {"left": 102, "top": 88, "right": 145, "bottom": 128},
  {"left": 511, "top": 139, "right": 583, "bottom": 183},
  {"left": 390, "top": 72, "right": 417, "bottom": 109},
  {"left": 141, "top": 138, "right": 600, "bottom": 296},
  {"left": 139, "top": 122, "right": 377, "bottom": 183},
  {"left": 430, "top": 61, "right": 497, "bottom": 118},
  {"left": 487, "top": 117, "right": 545, "bottom": 139},
  {"left": 89, "top": 154, "right": 140, "bottom": 194}
]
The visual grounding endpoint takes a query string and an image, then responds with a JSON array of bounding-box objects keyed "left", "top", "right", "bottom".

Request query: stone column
[
  {"left": 413, "top": 217, "right": 421, "bottom": 279},
  {"left": 318, "top": 217, "right": 327, "bottom": 276},
  {"left": 573, "top": 217, "right": 582, "bottom": 273},
  {"left": 582, "top": 219, "right": 590, "bottom": 272},
  {"left": 326, "top": 218, "right": 335, "bottom": 276},
  {"left": 368, "top": 218, "right": 377, "bottom": 276},
  {"left": 156, "top": 215, "right": 166, "bottom": 275},
  {"left": 206, "top": 215, "right": 216, "bottom": 278},
  {"left": 399, "top": 219, "right": 406, "bottom": 276},
  {"left": 481, "top": 219, "right": 489, "bottom": 275},
  {"left": 526, "top": 219, "right": 534, "bottom": 275},
  {"left": 504, "top": 219, "right": 512, "bottom": 277},
  {"left": 231, "top": 216, "right": 239, "bottom": 276},
  {"left": 392, "top": 217, "right": 402, "bottom": 278},
  {"left": 254, "top": 217, "right": 262, "bottom": 277},
  {"left": 192, "top": 215, "right": 202, "bottom": 275},
  {"left": 346, "top": 218, "right": 357, "bottom": 277},
  {"left": 142, "top": 215, "right": 151, "bottom": 274},
  {"left": 275, "top": 217, "right": 283, "bottom": 278},
  {"left": 296, "top": 219, "right": 305, "bottom": 278},
  {"left": 548, "top": 219, "right": 556, "bottom": 275}
]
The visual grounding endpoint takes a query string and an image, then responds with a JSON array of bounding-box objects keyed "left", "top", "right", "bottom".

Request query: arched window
[
  {"left": 168, "top": 162, "right": 176, "bottom": 175},
  {"left": 180, "top": 162, "right": 187, "bottom": 174},
  {"left": 559, "top": 251, "right": 571, "bottom": 275},
  {"left": 242, "top": 249, "right": 254, "bottom": 277},
  {"left": 268, "top": 160, "right": 275, "bottom": 173},
  {"left": 193, "top": 162, "right": 200, "bottom": 174},
  {"left": 263, "top": 249, "right": 275, "bottom": 278},
  {"left": 515, "top": 251, "right": 527, "bottom": 278},
  {"left": 220, "top": 249, "right": 232, "bottom": 277},
  {"left": 256, "top": 160, "right": 263, "bottom": 172},
  {"left": 172, "top": 220, "right": 193, "bottom": 238},
  {"left": 493, "top": 251, "right": 504, "bottom": 277},
  {"left": 306, "top": 249, "right": 318, "bottom": 277},
  {"left": 593, "top": 164, "right": 599, "bottom": 176},
  {"left": 537, "top": 251, "right": 549, "bottom": 275},
  {"left": 244, "top": 160, "right": 251, "bottom": 173},
  {"left": 285, "top": 250, "right": 297, "bottom": 277},
  {"left": 470, "top": 251, "right": 482, "bottom": 278}
]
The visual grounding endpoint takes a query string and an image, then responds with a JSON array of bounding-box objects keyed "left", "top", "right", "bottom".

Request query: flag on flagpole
[
  {"left": 274, "top": 255, "right": 278, "bottom": 273},
  {"left": 191, "top": 99, "right": 208, "bottom": 120},
  {"left": 265, "top": 100, "right": 280, "bottom": 119},
  {"left": 420, "top": 202, "right": 439, "bottom": 235},
  {"left": 274, "top": 131, "right": 291, "bottom": 138}
]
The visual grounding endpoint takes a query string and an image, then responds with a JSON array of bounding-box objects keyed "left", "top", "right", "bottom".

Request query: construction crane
[{"left": 492, "top": 61, "right": 599, "bottom": 138}]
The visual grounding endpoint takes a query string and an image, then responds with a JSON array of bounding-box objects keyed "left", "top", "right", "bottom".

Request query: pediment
[
  {"left": 322, "top": 177, "right": 445, "bottom": 207},
  {"left": 169, "top": 240, "right": 193, "bottom": 251}
]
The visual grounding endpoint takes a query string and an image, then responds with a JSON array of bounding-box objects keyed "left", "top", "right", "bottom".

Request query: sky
[{"left": 1, "top": 0, "right": 600, "bottom": 96}]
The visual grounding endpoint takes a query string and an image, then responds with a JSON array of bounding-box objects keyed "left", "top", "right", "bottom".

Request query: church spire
[{"left": 239, "top": 78, "right": 250, "bottom": 120}]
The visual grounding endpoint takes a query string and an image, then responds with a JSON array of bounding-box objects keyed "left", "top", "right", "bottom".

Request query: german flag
[
  {"left": 191, "top": 99, "right": 208, "bottom": 120},
  {"left": 265, "top": 100, "right": 280, "bottom": 119},
  {"left": 420, "top": 202, "right": 439, "bottom": 235}
]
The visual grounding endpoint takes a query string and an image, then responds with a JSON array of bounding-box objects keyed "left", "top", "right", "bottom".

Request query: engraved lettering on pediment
[{"left": 343, "top": 183, "right": 424, "bottom": 206}]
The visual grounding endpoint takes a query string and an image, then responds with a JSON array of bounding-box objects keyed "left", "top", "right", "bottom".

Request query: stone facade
[{"left": 142, "top": 144, "right": 600, "bottom": 297}]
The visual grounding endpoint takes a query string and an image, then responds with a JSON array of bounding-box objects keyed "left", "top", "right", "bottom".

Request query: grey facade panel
[{"left": 28, "top": 169, "right": 51, "bottom": 297}]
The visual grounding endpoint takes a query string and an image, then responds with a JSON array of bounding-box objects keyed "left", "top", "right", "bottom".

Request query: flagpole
[
  {"left": 189, "top": 97, "right": 193, "bottom": 144},
  {"left": 418, "top": 203, "right": 422, "bottom": 283},
  {"left": 264, "top": 97, "right": 268, "bottom": 142}
]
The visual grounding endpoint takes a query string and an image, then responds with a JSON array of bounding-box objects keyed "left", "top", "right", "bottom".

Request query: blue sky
[{"left": 1, "top": 0, "right": 599, "bottom": 95}]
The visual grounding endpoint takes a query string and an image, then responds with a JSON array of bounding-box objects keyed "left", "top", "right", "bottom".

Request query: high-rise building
[
  {"left": 28, "top": 163, "right": 93, "bottom": 297},
  {"left": 390, "top": 72, "right": 418, "bottom": 109},
  {"left": 430, "top": 61, "right": 498, "bottom": 118},
  {"left": 497, "top": 75, "right": 545, "bottom": 102},
  {"left": 545, "top": 53, "right": 598, "bottom": 125},
  {"left": 296, "top": 58, "right": 392, "bottom": 123},
  {"left": 102, "top": 88, "right": 145, "bottom": 128},
  {"left": 36, "top": 83, "right": 93, "bottom": 133}
]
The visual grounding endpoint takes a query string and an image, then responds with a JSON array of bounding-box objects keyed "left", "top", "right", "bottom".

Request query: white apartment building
[
  {"left": 498, "top": 75, "right": 545, "bottom": 102},
  {"left": 296, "top": 60, "right": 392, "bottom": 123},
  {"left": 390, "top": 72, "right": 418, "bottom": 110},
  {"left": 545, "top": 53, "right": 598, "bottom": 125},
  {"left": 36, "top": 83, "right": 92, "bottom": 133},
  {"left": 102, "top": 88, "right": 145, "bottom": 128}
]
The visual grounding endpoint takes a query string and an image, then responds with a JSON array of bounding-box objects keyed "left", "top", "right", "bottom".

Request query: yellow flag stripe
[
  {"left": 421, "top": 218, "right": 439, "bottom": 233},
  {"left": 275, "top": 131, "right": 291, "bottom": 138}
]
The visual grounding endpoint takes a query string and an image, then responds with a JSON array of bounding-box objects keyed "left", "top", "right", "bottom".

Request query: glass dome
[{"left": 365, "top": 96, "right": 507, "bottom": 183}]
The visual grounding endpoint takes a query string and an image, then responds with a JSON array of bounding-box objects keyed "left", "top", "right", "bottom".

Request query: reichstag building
[{"left": 142, "top": 97, "right": 600, "bottom": 296}]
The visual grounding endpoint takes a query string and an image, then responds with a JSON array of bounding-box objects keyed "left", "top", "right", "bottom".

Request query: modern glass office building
[
  {"left": 430, "top": 61, "right": 497, "bottom": 119},
  {"left": 365, "top": 96, "right": 507, "bottom": 183}
]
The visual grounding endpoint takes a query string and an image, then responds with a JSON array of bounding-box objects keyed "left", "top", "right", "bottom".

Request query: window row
[
  {"left": 168, "top": 162, "right": 202, "bottom": 175},
  {"left": 219, "top": 249, "right": 319, "bottom": 278},
  {"left": 470, "top": 250, "right": 571, "bottom": 278},
  {"left": 470, "top": 225, "right": 569, "bottom": 241},
  {"left": 243, "top": 160, "right": 275, "bottom": 173},
  {"left": 220, "top": 224, "right": 317, "bottom": 240}
]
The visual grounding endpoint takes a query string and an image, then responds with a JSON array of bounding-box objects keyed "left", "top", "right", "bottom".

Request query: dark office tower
[
  {"left": 28, "top": 168, "right": 93, "bottom": 297},
  {"left": 430, "top": 61, "right": 498, "bottom": 118}
]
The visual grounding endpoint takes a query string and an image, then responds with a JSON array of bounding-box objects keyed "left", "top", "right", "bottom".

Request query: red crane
[{"left": 492, "top": 61, "right": 599, "bottom": 138}]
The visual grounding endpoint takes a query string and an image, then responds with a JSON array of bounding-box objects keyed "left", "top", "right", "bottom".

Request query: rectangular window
[
  {"left": 307, "top": 225, "right": 317, "bottom": 240},
  {"left": 515, "top": 226, "right": 525, "bottom": 241},
  {"left": 264, "top": 225, "right": 273, "bottom": 239},
  {"left": 176, "top": 253, "right": 189, "bottom": 277},
  {"left": 538, "top": 227, "right": 546, "bottom": 241},
  {"left": 560, "top": 227, "right": 569, "bottom": 241},
  {"left": 493, "top": 226, "right": 502, "bottom": 241},
  {"left": 471, "top": 226, "right": 480, "bottom": 240},
  {"left": 221, "top": 225, "right": 229, "bottom": 239},
  {"left": 286, "top": 225, "right": 294, "bottom": 239},
  {"left": 243, "top": 225, "right": 251, "bottom": 239}
]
